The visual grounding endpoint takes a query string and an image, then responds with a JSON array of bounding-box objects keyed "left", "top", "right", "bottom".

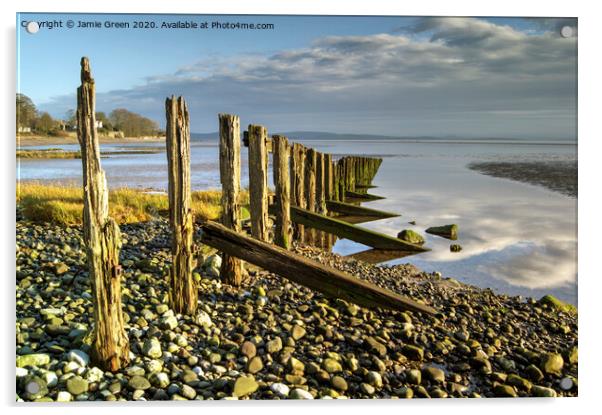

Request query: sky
[{"left": 16, "top": 13, "right": 577, "bottom": 138}]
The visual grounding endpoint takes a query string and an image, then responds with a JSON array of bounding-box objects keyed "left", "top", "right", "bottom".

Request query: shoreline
[
  {"left": 16, "top": 217, "right": 577, "bottom": 401},
  {"left": 17, "top": 135, "right": 166, "bottom": 147}
]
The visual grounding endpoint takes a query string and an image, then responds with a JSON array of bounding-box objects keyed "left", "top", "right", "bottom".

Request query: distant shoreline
[{"left": 17, "top": 135, "right": 166, "bottom": 147}]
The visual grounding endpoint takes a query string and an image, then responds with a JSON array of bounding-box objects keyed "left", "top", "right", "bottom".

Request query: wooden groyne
[{"left": 73, "top": 59, "right": 436, "bottom": 374}]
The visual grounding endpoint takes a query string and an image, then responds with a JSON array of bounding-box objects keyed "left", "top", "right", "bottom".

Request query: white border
[{"left": 2, "top": 1, "right": 600, "bottom": 415}]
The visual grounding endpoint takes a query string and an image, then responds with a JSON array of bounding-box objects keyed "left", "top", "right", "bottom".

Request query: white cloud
[{"left": 41, "top": 17, "right": 577, "bottom": 137}]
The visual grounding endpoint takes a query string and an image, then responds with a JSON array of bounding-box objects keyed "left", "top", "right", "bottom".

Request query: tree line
[{"left": 16, "top": 93, "right": 162, "bottom": 137}]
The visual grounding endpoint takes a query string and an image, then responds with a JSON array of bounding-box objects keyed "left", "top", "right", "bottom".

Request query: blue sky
[{"left": 17, "top": 13, "right": 577, "bottom": 138}]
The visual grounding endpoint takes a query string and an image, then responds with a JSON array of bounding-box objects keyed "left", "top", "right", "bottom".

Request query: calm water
[{"left": 17, "top": 139, "right": 577, "bottom": 304}]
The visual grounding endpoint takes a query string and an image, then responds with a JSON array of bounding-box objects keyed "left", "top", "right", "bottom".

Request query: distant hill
[
  {"left": 190, "top": 131, "right": 575, "bottom": 143},
  {"left": 191, "top": 131, "right": 440, "bottom": 142}
]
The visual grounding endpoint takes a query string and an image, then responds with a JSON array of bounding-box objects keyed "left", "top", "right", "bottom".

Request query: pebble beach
[{"left": 16, "top": 217, "right": 578, "bottom": 401}]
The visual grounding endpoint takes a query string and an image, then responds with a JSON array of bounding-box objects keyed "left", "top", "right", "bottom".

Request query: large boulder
[{"left": 397, "top": 229, "right": 425, "bottom": 245}]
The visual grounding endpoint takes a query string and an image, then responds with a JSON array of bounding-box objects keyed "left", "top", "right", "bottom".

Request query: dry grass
[{"left": 17, "top": 183, "right": 250, "bottom": 226}]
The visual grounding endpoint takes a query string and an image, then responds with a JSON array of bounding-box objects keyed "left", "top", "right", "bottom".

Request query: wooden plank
[
  {"left": 291, "top": 142, "right": 306, "bottom": 241},
  {"left": 219, "top": 113, "right": 244, "bottom": 285},
  {"left": 76, "top": 57, "right": 129, "bottom": 371},
  {"left": 290, "top": 206, "right": 429, "bottom": 252},
  {"left": 345, "top": 191, "right": 385, "bottom": 201},
  {"left": 272, "top": 135, "right": 292, "bottom": 249},
  {"left": 247, "top": 125, "right": 269, "bottom": 241},
  {"left": 165, "top": 96, "right": 197, "bottom": 315},
  {"left": 196, "top": 220, "right": 436, "bottom": 315},
  {"left": 326, "top": 200, "right": 399, "bottom": 219}
]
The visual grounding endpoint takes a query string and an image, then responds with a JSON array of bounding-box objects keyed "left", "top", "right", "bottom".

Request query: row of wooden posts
[
  {"left": 75, "top": 58, "right": 434, "bottom": 372},
  {"left": 217, "top": 114, "right": 386, "bottom": 284},
  {"left": 243, "top": 125, "right": 383, "bottom": 252}
]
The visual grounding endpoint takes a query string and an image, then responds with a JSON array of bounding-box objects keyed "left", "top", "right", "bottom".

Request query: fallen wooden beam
[
  {"left": 326, "top": 200, "right": 399, "bottom": 219},
  {"left": 345, "top": 248, "right": 419, "bottom": 264},
  {"left": 290, "top": 206, "right": 429, "bottom": 252},
  {"left": 345, "top": 191, "right": 385, "bottom": 201},
  {"left": 334, "top": 215, "right": 394, "bottom": 225},
  {"left": 196, "top": 220, "right": 436, "bottom": 315}
]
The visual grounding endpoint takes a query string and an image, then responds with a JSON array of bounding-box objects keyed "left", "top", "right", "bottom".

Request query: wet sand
[{"left": 468, "top": 160, "right": 577, "bottom": 198}]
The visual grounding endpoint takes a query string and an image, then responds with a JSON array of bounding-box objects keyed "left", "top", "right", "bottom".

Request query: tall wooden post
[
  {"left": 324, "top": 154, "right": 334, "bottom": 249},
  {"left": 247, "top": 125, "right": 269, "bottom": 241},
  {"left": 315, "top": 152, "right": 326, "bottom": 248},
  {"left": 219, "top": 114, "right": 244, "bottom": 286},
  {"left": 304, "top": 148, "right": 317, "bottom": 245},
  {"left": 272, "top": 135, "right": 291, "bottom": 249},
  {"left": 291, "top": 143, "right": 306, "bottom": 241},
  {"left": 338, "top": 158, "right": 346, "bottom": 202},
  {"left": 76, "top": 57, "right": 129, "bottom": 371},
  {"left": 333, "top": 161, "right": 340, "bottom": 202},
  {"left": 324, "top": 154, "right": 333, "bottom": 203},
  {"left": 347, "top": 157, "right": 356, "bottom": 192},
  {"left": 165, "top": 96, "right": 197, "bottom": 315},
  {"left": 316, "top": 152, "right": 326, "bottom": 215}
]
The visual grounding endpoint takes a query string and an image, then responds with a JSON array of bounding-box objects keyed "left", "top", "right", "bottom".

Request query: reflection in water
[
  {"left": 326, "top": 142, "right": 577, "bottom": 305},
  {"left": 17, "top": 139, "right": 577, "bottom": 304}
]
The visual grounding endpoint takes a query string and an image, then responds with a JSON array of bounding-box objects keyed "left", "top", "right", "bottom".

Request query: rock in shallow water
[{"left": 397, "top": 229, "right": 425, "bottom": 245}]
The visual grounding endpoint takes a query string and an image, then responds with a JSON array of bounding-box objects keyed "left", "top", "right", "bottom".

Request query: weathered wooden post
[
  {"left": 324, "top": 154, "right": 333, "bottom": 204},
  {"left": 247, "top": 124, "right": 269, "bottom": 241},
  {"left": 316, "top": 152, "right": 326, "bottom": 215},
  {"left": 272, "top": 135, "right": 291, "bottom": 249},
  {"left": 76, "top": 57, "right": 129, "bottom": 371},
  {"left": 324, "top": 154, "right": 334, "bottom": 249},
  {"left": 315, "top": 152, "right": 326, "bottom": 247},
  {"left": 165, "top": 96, "right": 197, "bottom": 315},
  {"left": 304, "top": 148, "right": 317, "bottom": 245},
  {"left": 333, "top": 160, "right": 340, "bottom": 202},
  {"left": 337, "top": 158, "right": 346, "bottom": 202},
  {"left": 347, "top": 157, "right": 356, "bottom": 192},
  {"left": 219, "top": 114, "right": 244, "bottom": 285},
  {"left": 291, "top": 143, "right": 306, "bottom": 241}
]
